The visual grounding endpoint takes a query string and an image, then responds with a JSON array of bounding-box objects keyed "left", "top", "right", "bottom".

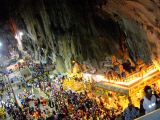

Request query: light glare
[
  {"left": 0, "top": 42, "right": 2, "bottom": 47},
  {"left": 19, "top": 31, "right": 24, "bottom": 36}
]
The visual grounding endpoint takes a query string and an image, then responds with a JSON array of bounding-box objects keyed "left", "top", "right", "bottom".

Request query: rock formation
[{"left": 0, "top": 0, "right": 159, "bottom": 72}]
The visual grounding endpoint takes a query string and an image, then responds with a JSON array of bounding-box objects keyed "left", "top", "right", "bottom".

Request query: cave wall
[
  {"left": 7, "top": 0, "right": 122, "bottom": 72},
  {"left": 120, "top": 18, "right": 152, "bottom": 63},
  {"left": 1, "top": 0, "right": 159, "bottom": 72},
  {"left": 102, "top": 0, "right": 160, "bottom": 62}
]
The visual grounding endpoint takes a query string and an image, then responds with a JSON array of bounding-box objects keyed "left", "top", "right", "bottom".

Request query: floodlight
[{"left": 0, "top": 42, "right": 2, "bottom": 47}]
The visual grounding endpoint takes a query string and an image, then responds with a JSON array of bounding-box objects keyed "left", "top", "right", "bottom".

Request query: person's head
[
  {"left": 144, "top": 86, "right": 152, "bottom": 98},
  {"left": 128, "top": 103, "right": 133, "bottom": 110}
]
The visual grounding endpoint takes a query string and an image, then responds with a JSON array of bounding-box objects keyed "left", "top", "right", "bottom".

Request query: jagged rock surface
[
  {"left": 102, "top": 0, "right": 160, "bottom": 62},
  {"left": 0, "top": 0, "right": 159, "bottom": 72}
]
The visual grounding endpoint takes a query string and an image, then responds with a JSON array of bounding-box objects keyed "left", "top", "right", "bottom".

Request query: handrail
[
  {"left": 84, "top": 65, "right": 159, "bottom": 84},
  {"left": 136, "top": 108, "right": 160, "bottom": 120},
  {"left": 123, "top": 65, "right": 156, "bottom": 82}
]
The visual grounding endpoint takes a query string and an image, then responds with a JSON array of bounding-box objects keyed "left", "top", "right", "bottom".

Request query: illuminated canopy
[{"left": 84, "top": 65, "right": 160, "bottom": 95}]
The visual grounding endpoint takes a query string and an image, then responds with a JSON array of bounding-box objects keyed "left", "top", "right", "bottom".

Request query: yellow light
[
  {"left": 96, "top": 75, "right": 104, "bottom": 80},
  {"left": 72, "top": 60, "right": 75, "bottom": 63},
  {"left": 19, "top": 59, "right": 24, "bottom": 63},
  {"left": 153, "top": 60, "right": 160, "bottom": 71},
  {"left": 83, "top": 64, "right": 158, "bottom": 86}
]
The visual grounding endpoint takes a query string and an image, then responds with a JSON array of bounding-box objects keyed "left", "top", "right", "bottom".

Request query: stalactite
[{"left": 1, "top": 0, "right": 159, "bottom": 71}]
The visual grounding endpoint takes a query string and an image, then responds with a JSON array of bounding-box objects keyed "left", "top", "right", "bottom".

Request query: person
[
  {"left": 140, "top": 85, "right": 160, "bottom": 114},
  {"left": 139, "top": 98, "right": 145, "bottom": 116},
  {"left": 122, "top": 103, "right": 139, "bottom": 120},
  {"left": 37, "top": 98, "right": 41, "bottom": 107}
]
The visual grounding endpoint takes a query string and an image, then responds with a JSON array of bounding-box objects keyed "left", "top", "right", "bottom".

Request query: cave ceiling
[{"left": 0, "top": 0, "right": 159, "bottom": 71}]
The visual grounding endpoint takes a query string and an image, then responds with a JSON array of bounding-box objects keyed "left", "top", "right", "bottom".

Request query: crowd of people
[
  {"left": 1, "top": 78, "right": 160, "bottom": 120},
  {"left": 1, "top": 81, "right": 160, "bottom": 120},
  {"left": 1, "top": 59, "right": 160, "bottom": 120}
]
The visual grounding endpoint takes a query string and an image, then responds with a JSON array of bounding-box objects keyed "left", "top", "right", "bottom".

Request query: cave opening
[
  {"left": 0, "top": 0, "right": 157, "bottom": 72},
  {"left": 0, "top": 0, "right": 158, "bottom": 70},
  {"left": 0, "top": 1, "right": 160, "bottom": 119}
]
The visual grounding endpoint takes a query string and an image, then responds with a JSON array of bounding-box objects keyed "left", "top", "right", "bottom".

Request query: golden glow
[
  {"left": 153, "top": 59, "right": 160, "bottom": 71},
  {"left": 72, "top": 62, "right": 81, "bottom": 73},
  {"left": 63, "top": 64, "right": 160, "bottom": 110},
  {"left": 84, "top": 64, "right": 159, "bottom": 86},
  {"left": 72, "top": 60, "right": 75, "bottom": 63}
]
